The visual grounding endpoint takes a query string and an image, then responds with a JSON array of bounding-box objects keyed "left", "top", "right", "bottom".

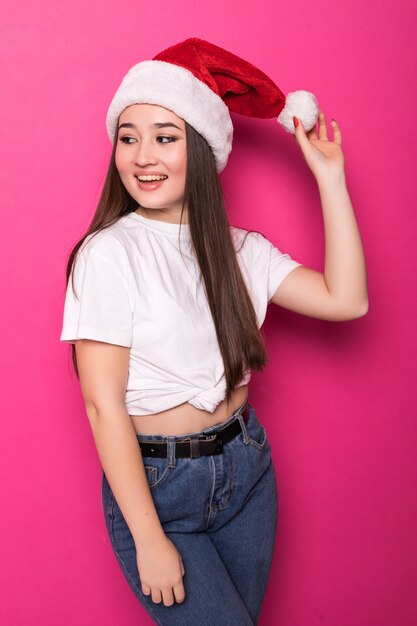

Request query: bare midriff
[{"left": 129, "top": 384, "right": 249, "bottom": 436}]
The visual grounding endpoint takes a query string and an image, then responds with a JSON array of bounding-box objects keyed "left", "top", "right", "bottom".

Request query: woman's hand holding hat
[{"left": 293, "top": 112, "right": 345, "bottom": 182}]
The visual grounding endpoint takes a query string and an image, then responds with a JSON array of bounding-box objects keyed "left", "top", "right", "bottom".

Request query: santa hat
[{"left": 106, "top": 37, "right": 319, "bottom": 173}]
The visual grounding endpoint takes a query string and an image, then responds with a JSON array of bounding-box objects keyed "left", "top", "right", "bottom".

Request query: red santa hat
[{"left": 106, "top": 37, "right": 319, "bottom": 173}]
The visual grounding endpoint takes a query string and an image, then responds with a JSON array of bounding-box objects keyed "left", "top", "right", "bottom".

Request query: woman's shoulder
[
  {"left": 78, "top": 217, "right": 133, "bottom": 266},
  {"left": 230, "top": 224, "right": 271, "bottom": 258}
]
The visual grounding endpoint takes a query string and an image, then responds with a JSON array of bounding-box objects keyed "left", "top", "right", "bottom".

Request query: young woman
[{"left": 60, "top": 39, "right": 368, "bottom": 625}]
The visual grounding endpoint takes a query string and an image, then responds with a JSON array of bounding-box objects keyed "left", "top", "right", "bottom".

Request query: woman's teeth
[{"left": 136, "top": 175, "right": 168, "bottom": 182}]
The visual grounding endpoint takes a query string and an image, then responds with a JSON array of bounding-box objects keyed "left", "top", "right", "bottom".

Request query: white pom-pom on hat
[{"left": 277, "top": 90, "right": 319, "bottom": 134}]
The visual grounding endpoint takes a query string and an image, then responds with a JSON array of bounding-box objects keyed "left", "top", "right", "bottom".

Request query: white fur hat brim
[{"left": 106, "top": 60, "right": 233, "bottom": 173}]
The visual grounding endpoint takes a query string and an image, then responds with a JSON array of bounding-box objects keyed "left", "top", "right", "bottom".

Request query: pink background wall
[{"left": 1, "top": 0, "right": 416, "bottom": 624}]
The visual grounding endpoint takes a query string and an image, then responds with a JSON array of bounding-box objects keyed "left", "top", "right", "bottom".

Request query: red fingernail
[{"left": 293, "top": 116, "right": 299, "bottom": 128}]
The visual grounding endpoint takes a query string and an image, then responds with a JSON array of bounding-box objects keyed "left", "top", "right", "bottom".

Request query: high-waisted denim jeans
[{"left": 101, "top": 401, "right": 279, "bottom": 625}]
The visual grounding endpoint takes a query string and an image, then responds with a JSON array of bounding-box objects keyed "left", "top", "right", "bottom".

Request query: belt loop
[
  {"left": 167, "top": 437, "right": 177, "bottom": 467},
  {"left": 238, "top": 404, "right": 250, "bottom": 445},
  {"left": 189, "top": 435, "right": 200, "bottom": 458}
]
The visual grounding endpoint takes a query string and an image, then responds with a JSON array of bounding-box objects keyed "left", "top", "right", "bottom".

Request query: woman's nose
[{"left": 134, "top": 140, "right": 157, "bottom": 165}]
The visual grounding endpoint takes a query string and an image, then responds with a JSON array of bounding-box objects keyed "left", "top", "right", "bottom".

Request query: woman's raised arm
[{"left": 271, "top": 112, "right": 369, "bottom": 321}]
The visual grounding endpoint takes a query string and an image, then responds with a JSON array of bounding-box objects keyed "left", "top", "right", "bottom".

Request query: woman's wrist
[
  {"left": 315, "top": 168, "right": 347, "bottom": 192},
  {"left": 134, "top": 524, "right": 166, "bottom": 548}
]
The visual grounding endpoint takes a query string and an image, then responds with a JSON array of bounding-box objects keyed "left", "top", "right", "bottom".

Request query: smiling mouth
[
  {"left": 136, "top": 175, "right": 168, "bottom": 182},
  {"left": 135, "top": 177, "right": 167, "bottom": 191}
]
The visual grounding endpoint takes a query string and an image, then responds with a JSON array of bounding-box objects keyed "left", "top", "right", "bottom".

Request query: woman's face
[{"left": 115, "top": 104, "right": 187, "bottom": 221}]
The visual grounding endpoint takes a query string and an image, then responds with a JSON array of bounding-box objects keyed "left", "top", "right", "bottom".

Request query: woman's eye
[
  {"left": 118, "top": 136, "right": 176, "bottom": 145},
  {"left": 119, "top": 136, "right": 136, "bottom": 144},
  {"left": 157, "top": 136, "right": 176, "bottom": 144}
]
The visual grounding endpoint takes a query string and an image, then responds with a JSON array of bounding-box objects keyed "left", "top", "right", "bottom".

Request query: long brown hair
[{"left": 64, "top": 120, "right": 268, "bottom": 402}]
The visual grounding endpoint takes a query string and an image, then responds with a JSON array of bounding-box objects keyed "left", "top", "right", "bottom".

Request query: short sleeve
[
  {"left": 59, "top": 238, "right": 134, "bottom": 347},
  {"left": 267, "top": 237, "right": 303, "bottom": 303}
]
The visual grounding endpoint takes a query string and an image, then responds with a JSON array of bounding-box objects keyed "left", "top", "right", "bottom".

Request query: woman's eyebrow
[{"left": 118, "top": 122, "right": 184, "bottom": 132}]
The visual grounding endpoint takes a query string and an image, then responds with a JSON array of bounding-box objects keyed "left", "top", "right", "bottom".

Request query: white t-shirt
[{"left": 59, "top": 211, "right": 302, "bottom": 414}]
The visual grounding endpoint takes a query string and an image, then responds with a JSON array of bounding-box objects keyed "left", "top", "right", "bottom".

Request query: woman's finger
[
  {"left": 331, "top": 119, "right": 342, "bottom": 145},
  {"left": 293, "top": 116, "right": 309, "bottom": 150},
  {"left": 318, "top": 111, "right": 328, "bottom": 141},
  {"left": 161, "top": 587, "right": 175, "bottom": 607},
  {"left": 142, "top": 583, "right": 151, "bottom": 596},
  {"left": 173, "top": 580, "right": 186, "bottom": 603},
  {"left": 151, "top": 588, "right": 163, "bottom": 604},
  {"left": 307, "top": 121, "right": 318, "bottom": 141}
]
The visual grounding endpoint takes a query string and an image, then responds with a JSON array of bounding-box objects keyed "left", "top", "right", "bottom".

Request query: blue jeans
[{"left": 101, "top": 401, "right": 279, "bottom": 625}]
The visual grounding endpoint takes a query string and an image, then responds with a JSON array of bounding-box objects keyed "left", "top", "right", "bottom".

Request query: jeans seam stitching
[
  {"left": 205, "top": 455, "right": 217, "bottom": 530},
  {"left": 248, "top": 424, "right": 268, "bottom": 449},
  {"left": 217, "top": 447, "right": 235, "bottom": 511},
  {"left": 150, "top": 464, "right": 173, "bottom": 490}
]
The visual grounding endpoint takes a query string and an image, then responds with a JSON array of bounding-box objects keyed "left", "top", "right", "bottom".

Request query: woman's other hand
[
  {"left": 293, "top": 112, "right": 345, "bottom": 183},
  {"left": 137, "top": 533, "right": 186, "bottom": 606}
]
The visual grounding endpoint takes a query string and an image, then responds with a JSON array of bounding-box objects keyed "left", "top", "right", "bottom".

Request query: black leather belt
[{"left": 138, "top": 401, "right": 250, "bottom": 458}]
